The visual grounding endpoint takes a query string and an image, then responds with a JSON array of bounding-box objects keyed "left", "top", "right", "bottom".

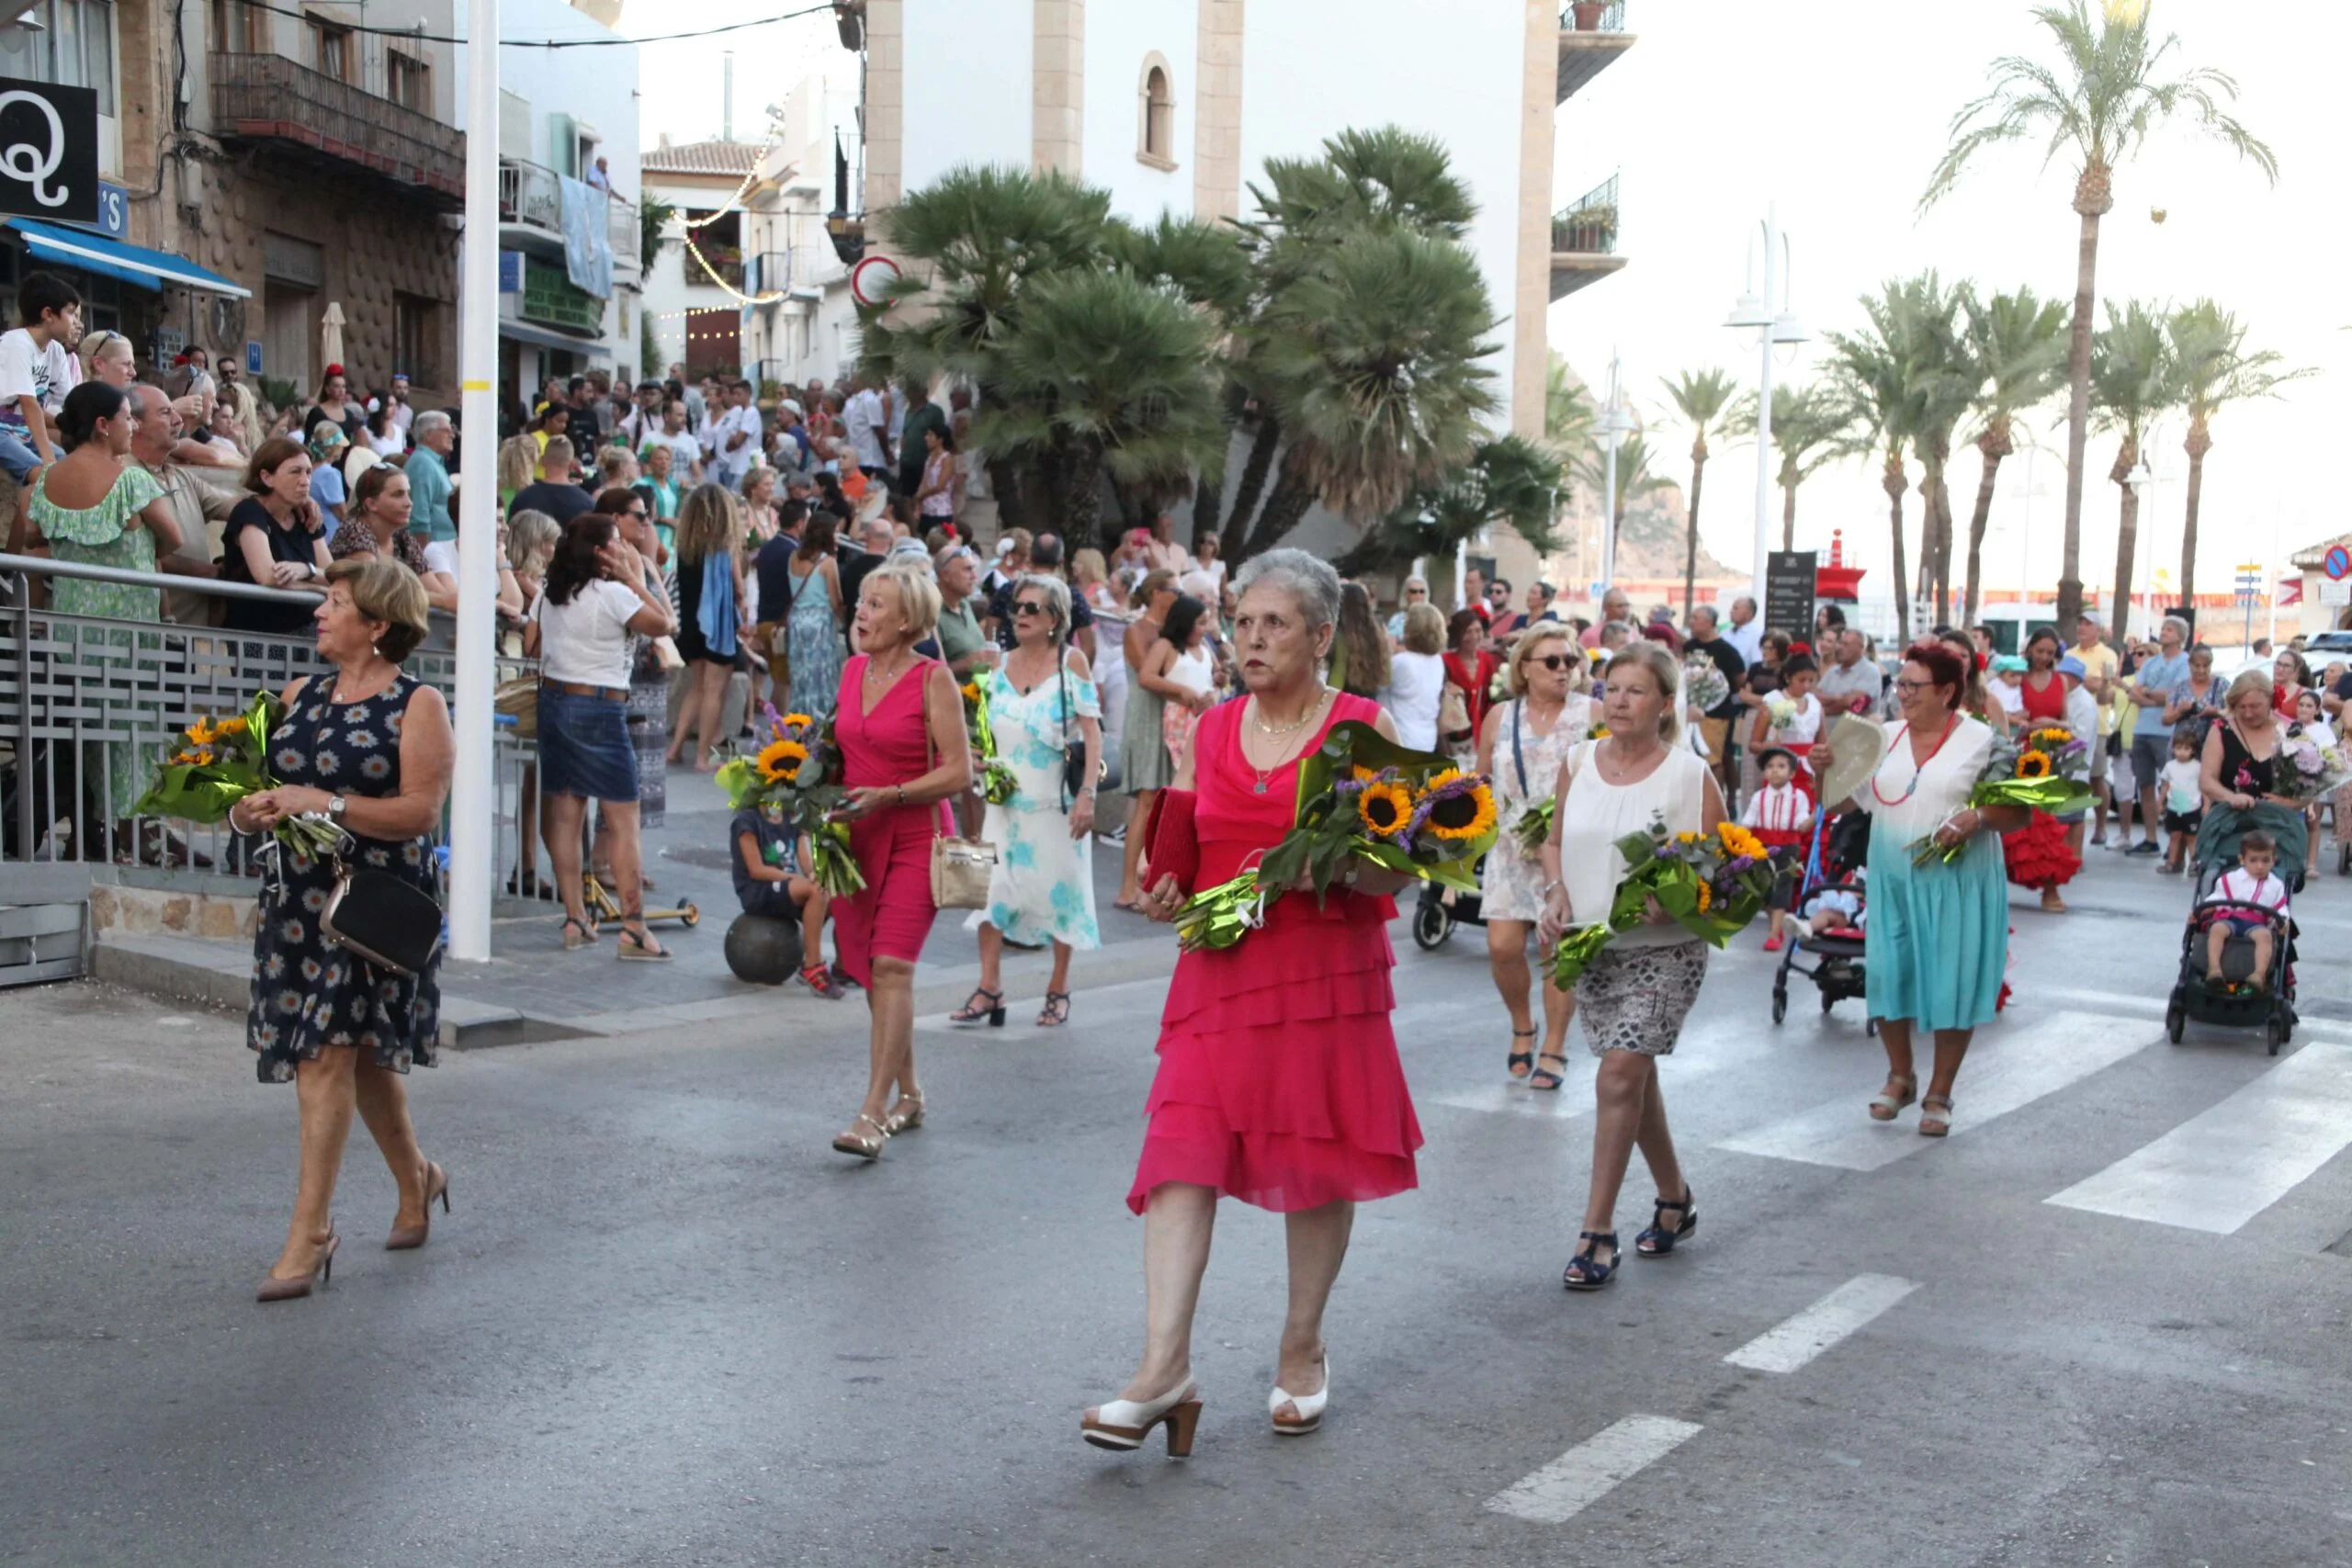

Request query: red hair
[{"left": 1902, "top": 639, "right": 1970, "bottom": 707}]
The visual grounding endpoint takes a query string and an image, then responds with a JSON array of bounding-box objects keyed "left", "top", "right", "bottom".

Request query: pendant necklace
[
  {"left": 1247, "top": 689, "right": 1331, "bottom": 793},
  {"left": 1870, "top": 713, "right": 1962, "bottom": 807}
]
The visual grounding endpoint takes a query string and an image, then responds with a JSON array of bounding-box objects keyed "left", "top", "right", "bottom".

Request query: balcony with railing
[
  {"left": 1549, "top": 174, "right": 1625, "bottom": 301},
  {"left": 209, "top": 51, "right": 465, "bottom": 205},
  {"left": 1556, "top": 1, "right": 1634, "bottom": 101},
  {"left": 500, "top": 158, "right": 640, "bottom": 281}
]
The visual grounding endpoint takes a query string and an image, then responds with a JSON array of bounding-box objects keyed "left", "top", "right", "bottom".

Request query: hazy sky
[{"left": 627, "top": 1, "right": 2344, "bottom": 599}]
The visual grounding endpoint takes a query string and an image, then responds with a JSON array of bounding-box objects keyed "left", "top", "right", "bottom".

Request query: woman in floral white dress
[
  {"left": 1475, "top": 625, "right": 1591, "bottom": 1089},
  {"left": 953, "top": 574, "right": 1105, "bottom": 1029}
]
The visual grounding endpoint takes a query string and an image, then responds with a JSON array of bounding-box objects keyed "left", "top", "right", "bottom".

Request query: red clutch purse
[{"left": 1141, "top": 788, "right": 1200, "bottom": 895}]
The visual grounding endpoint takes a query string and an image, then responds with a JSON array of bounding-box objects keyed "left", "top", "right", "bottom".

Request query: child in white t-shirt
[
  {"left": 2157, "top": 734, "right": 2203, "bottom": 874},
  {"left": 2199, "top": 832, "right": 2290, "bottom": 987},
  {"left": 0, "top": 270, "right": 82, "bottom": 480}
]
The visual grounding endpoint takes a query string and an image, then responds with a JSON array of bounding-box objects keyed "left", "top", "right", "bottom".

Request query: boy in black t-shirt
[{"left": 732, "top": 803, "right": 841, "bottom": 998}]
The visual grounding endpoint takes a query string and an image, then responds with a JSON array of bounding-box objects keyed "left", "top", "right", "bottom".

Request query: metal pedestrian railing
[{"left": 1, "top": 555, "right": 539, "bottom": 908}]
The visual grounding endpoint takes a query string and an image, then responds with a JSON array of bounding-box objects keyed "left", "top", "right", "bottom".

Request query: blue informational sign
[
  {"left": 94, "top": 179, "right": 126, "bottom": 237},
  {"left": 498, "top": 251, "right": 522, "bottom": 292},
  {"left": 246, "top": 339, "right": 263, "bottom": 375}
]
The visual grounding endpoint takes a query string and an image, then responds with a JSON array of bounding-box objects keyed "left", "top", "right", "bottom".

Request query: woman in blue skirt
[{"left": 1811, "top": 641, "right": 2026, "bottom": 1136}]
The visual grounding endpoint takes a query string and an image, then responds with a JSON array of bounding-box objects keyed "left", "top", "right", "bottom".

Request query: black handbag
[
  {"left": 320, "top": 847, "right": 444, "bottom": 976},
  {"left": 1057, "top": 654, "right": 1102, "bottom": 809}
]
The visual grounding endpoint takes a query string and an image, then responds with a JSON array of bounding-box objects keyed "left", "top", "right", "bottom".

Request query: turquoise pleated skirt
[{"left": 1863, "top": 819, "right": 2007, "bottom": 1032}]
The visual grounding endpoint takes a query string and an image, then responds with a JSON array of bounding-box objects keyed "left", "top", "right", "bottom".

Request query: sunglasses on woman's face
[
  {"left": 1531, "top": 655, "right": 1573, "bottom": 671},
  {"left": 1012, "top": 601, "right": 1048, "bottom": 617}
]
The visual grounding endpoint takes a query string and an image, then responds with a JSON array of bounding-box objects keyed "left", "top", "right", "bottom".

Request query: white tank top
[{"left": 1556, "top": 739, "right": 1711, "bottom": 947}]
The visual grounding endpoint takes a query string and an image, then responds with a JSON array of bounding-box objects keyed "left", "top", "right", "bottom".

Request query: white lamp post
[
  {"left": 1724, "top": 204, "right": 1806, "bottom": 607},
  {"left": 1596, "top": 349, "right": 1635, "bottom": 592}
]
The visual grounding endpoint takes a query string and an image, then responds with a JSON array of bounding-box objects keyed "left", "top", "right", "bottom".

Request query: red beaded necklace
[{"left": 1870, "top": 712, "right": 1962, "bottom": 806}]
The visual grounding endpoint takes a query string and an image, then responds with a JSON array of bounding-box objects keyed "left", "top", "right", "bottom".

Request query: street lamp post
[
  {"left": 1724, "top": 205, "right": 1806, "bottom": 607},
  {"left": 1596, "top": 350, "right": 1634, "bottom": 592},
  {"left": 447, "top": 0, "right": 500, "bottom": 962}
]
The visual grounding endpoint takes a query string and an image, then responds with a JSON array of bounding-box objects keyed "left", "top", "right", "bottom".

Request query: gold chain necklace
[{"left": 1251, "top": 687, "right": 1332, "bottom": 737}]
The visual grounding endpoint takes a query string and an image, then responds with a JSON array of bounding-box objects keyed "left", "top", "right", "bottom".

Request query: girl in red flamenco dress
[{"left": 2006, "top": 629, "right": 2081, "bottom": 913}]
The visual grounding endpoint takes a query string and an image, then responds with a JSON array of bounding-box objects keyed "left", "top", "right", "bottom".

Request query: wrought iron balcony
[
  {"left": 1550, "top": 174, "right": 1626, "bottom": 301},
  {"left": 209, "top": 51, "right": 464, "bottom": 205},
  {"left": 1556, "top": 1, "right": 1634, "bottom": 102},
  {"left": 500, "top": 157, "right": 639, "bottom": 278}
]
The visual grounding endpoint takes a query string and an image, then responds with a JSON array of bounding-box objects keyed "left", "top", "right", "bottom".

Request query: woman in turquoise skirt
[{"left": 1811, "top": 641, "right": 2026, "bottom": 1137}]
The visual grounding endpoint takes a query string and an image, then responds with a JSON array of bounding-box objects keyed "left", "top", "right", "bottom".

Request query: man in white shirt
[
  {"left": 844, "top": 374, "right": 891, "bottom": 479},
  {"left": 1815, "top": 627, "right": 1885, "bottom": 716},
  {"left": 709, "top": 379, "right": 762, "bottom": 490},
  {"left": 1724, "top": 594, "right": 1765, "bottom": 665},
  {"left": 642, "top": 398, "right": 702, "bottom": 480}
]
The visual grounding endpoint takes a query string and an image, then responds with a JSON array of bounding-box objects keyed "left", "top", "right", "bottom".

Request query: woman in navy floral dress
[{"left": 230, "top": 558, "right": 455, "bottom": 1302}]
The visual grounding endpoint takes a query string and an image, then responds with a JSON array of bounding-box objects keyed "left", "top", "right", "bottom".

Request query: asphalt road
[{"left": 5, "top": 846, "right": 2351, "bottom": 1568}]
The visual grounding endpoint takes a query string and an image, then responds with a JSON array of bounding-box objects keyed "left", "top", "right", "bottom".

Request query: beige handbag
[{"left": 924, "top": 671, "right": 997, "bottom": 908}]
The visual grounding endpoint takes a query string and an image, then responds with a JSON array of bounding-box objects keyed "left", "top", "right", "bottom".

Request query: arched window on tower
[{"left": 1137, "top": 57, "right": 1176, "bottom": 169}]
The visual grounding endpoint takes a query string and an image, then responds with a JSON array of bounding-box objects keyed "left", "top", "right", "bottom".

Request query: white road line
[
  {"left": 1429, "top": 1084, "right": 1591, "bottom": 1119},
  {"left": 1722, "top": 1274, "right": 1920, "bottom": 1373},
  {"left": 2046, "top": 1042, "right": 2352, "bottom": 1234},
  {"left": 1713, "top": 1010, "right": 2149, "bottom": 1170},
  {"left": 1486, "top": 1416, "right": 1704, "bottom": 1525}
]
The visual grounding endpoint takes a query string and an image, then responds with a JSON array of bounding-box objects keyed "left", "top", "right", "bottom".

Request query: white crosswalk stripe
[
  {"left": 1713, "top": 1010, "right": 2152, "bottom": 1170},
  {"left": 2046, "top": 1041, "right": 2352, "bottom": 1234},
  {"left": 1723, "top": 1275, "right": 1920, "bottom": 1373},
  {"left": 1485, "top": 1415, "right": 1704, "bottom": 1524}
]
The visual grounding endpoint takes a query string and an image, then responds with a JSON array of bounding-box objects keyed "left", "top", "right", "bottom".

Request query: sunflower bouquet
[
  {"left": 130, "top": 691, "right": 342, "bottom": 859},
  {"left": 1550, "top": 817, "right": 1781, "bottom": 987},
  {"left": 958, "top": 678, "right": 1020, "bottom": 806},
  {"left": 1175, "top": 720, "right": 1499, "bottom": 952},
  {"left": 1907, "top": 728, "right": 2096, "bottom": 867},
  {"left": 714, "top": 706, "right": 866, "bottom": 897}
]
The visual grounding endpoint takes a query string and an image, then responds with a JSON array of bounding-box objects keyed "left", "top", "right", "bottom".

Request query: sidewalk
[{"left": 94, "top": 770, "right": 1176, "bottom": 1043}]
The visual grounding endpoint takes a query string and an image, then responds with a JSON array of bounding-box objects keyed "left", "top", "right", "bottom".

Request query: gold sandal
[
  {"left": 831, "top": 1112, "right": 888, "bottom": 1160},
  {"left": 882, "top": 1090, "right": 926, "bottom": 1135}
]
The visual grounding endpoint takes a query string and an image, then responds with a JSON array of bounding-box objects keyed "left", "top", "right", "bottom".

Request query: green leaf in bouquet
[{"left": 714, "top": 757, "right": 765, "bottom": 810}]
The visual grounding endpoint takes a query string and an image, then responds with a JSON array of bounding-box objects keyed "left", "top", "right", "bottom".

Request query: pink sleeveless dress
[
  {"left": 830, "top": 655, "right": 946, "bottom": 987},
  {"left": 1126, "top": 693, "right": 1423, "bottom": 1214}
]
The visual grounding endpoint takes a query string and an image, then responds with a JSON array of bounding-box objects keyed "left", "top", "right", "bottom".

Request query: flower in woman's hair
[
  {"left": 1418, "top": 771, "right": 1496, "bottom": 842},
  {"left": 1357, "top": 781, "right": 1415, "bottom": 839},
  {"left": 756, "top": 739, "right": 809, "bottom": 782},
  {"left": 2016, "top": 750, "right": 2052, "bottom": 780}
]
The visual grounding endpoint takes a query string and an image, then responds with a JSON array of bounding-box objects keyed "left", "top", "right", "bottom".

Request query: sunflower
[
  {"left": 1358, "top": 781, "right": 1415, "bottom": 839},
  {"left": 1716, "top": 822, "right": 1767, "bottom": 861},
  {"left": 2016, "top": 750, "right": 2052, "bottom": 780},
  {"left": 185, "top": 717, "right": 220, "bottom": 747},
  {"left": 1351, "top": 764, "right": 1384, "bottom": 784},
  {"left": 1420, "top": 774, "right": 1498, "bottom": 842},
  {"left": 1695, "top": 881, "right": 1713, "bottom": 913},
  {"left": 2030, "top": 727, "right": 2072, "bottom": 750},
  {"left": 1676, "top": 830, "right": 1702, "bottom": 846},
  {"left": 1588, "top": 723, "right": 1611, "bottom": 739},
  {"left": 756, "top": 739, "right": 810, "bottom": 783},
  {"left": 959, "top": 682, "right": 983, "bottom": 705},
  {"left": 781, "top": 712, "right": 815, "bottom": 729},
  {"left": 217, "top": 716, "right": 249, "bottom": 736}
]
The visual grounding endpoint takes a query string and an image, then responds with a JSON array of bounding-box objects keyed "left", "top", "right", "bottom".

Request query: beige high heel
[
  {"left": 1082, "top": 1380, "right": 1204, "bottom": 1456},
  {"left": 256, "top": 1230, "right": 339, "bottom": 1303},
  {"left": 385, "top": 1162, "right": 450, "bottom": 1250}
]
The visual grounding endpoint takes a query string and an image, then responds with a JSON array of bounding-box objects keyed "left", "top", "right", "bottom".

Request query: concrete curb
[{"left": 91, "top": 934, "right": 532, "bottom": 1048}]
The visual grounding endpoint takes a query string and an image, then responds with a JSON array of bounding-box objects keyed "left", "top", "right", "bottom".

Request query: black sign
[
  {"left": 0, "top": 79, "right": 99, "bottom": 225},
  {"left": 1764, "top": 550, "right": 1817, "bottom": 640}
]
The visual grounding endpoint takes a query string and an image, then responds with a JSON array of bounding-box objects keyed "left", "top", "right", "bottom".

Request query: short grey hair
[
  {"left": 1232, "top": 547, "right": 1340, "bottom": 630},
  {"left": 1013, "top": 571, "right": 1073, "bottom": 642},
  {"left": 413, "top": 409, "right": 452, "bottom": 436},
  {"left": 2161, "top": 615, "right": 2191, "bottom": 643}
]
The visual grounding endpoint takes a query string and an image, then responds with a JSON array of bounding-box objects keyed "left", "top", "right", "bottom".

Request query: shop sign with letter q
[{"left": 0, "top": 79, "right": 97, "bottom": 226}]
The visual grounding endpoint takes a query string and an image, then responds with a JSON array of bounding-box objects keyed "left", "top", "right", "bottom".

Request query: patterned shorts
[{"left": 1577, "top": 941, "right": 1709, "bottom": 1058}]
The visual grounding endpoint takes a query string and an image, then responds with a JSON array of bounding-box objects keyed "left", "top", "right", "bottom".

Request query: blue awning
[{"left": 4, "top": 218, "right": 254, "bottom": 299}]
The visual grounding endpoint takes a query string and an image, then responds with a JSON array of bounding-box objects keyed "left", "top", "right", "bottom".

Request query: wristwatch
[{"left": 326, "top": 794, "right": 348, "bottom": 823}]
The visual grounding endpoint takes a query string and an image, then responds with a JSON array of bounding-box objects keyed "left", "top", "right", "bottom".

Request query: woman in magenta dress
[
  {"left": 1082, "top": 550, "right": 1422, "bottom": 1460},
  {"left": 828, "top": 561, "right": 973, "bottom": 1159}
]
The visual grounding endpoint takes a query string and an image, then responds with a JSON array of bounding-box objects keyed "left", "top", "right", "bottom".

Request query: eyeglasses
[
  {"left": 1893, "top": 678, "right": 1936, "bottom": 694},
  {"left": 1012, "top": 602, "right": 1048, "bottom": 617},
  {"left": 1531, "top": 655, "right": 1573, "bottom": 671},
  {"left": 627, "top": 508, "right": 649, "bottom": 520}
]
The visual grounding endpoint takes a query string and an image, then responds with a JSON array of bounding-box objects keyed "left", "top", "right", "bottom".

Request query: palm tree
[
  {"left": 1544, "top": 353, "right": 1596, "bottom": 469},
  {"left": 1883, "top": 275, "right": 1977, "bottom": 627},
  {"left": 1658, "top": 367, "right": 1744, "bottom": 617},
  {"left": 1921, "top": 0, "right": 2277, "bottom": 632},
  {"left": 1959, "top": 286, "right": 2070, "bottom": 623},
  {"left": 1570, "top": 429, "right": 1670, "bottom": 586},
  {"left": 1335, "top": 434, "right": 1564, "bottom": 578},
  {"left": 2088, "top": 299, "right": 2179, "bottom": 641},
  {"left": 1730, "top": 382, "right": 1862, "bottom": 552},
  {"left": 1829, "top": 302, "right": 1929, "bottom": 649},
  {"left": 2165, "top": 300, "right": 2313, "bottom": 604}
]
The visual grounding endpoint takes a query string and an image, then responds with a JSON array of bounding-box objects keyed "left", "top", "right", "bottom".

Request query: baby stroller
[
  {"left": 1770, "top": 807, "right": 1874, "bottom": 1032},
  {"left": 1412, "top": 852, "right": 1488, "bottom": 950},
  {"left": 2165, "top": 808, "right": 2301, "bottom": 1055}
]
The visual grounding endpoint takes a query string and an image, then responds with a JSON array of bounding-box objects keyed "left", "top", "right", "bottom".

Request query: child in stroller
[
  {"left": 1770, "top": 807, "right": 1873, "bottom": 1029},
  {"left": 2167, "top": 824, "right": 2301, "bottom": 1053}
]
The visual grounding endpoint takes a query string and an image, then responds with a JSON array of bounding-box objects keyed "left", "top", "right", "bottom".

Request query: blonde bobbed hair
[
  {"left": 863, "top": 560, "right": 943, "bottom": 644},
  {"left": 1508, "top": 623, "right": 1585, "bottom": 696}
]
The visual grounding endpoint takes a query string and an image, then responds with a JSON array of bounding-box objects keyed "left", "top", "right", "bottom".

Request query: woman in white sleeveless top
[
  {"left": 1538, "top": 643, "right": 1725, "bottom": 1292},
  {"left": 1475, "top": 624, "right": 1591, "bottom": 1088}
]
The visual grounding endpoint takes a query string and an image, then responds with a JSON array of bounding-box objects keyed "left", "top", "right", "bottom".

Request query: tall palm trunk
[
  {"left": 2059, "top": 164, "right": 2113, "bottom": 634},
  {"left": 1917, "top": 459, "right": 1953, "bottom": 626},
  {"left": 1243, "top": 457, "right": 1317, "bottom": 562},
  {"left": 1682, "top": 439, "right": 1708, "bottom": 617},
  {"left": 1780, "top": 463, "right": 1798, "bottom": 552},
  {"left": 2178, "top": 419, "right": 2211, "bottom": 607},
  {"left": 1962, "top": 418, "right": 2014, "bottom": 626},
  {"left": 1883, "top": 446, "right": 1912, "bottom": 649},
  {"left": 2107, "top": 434, "right": 2141, "bottom": 646},
  {"left": 1220, "top": 416, "right": 1283, "bottom": 564}
]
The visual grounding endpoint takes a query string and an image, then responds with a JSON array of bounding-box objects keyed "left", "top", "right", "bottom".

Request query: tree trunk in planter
[
  {"left": 1222, "top": 417, "right": 1283, "bottom": 564},
  {"left": 1962, "top": 417, "right": 2013, "bottom": 627},
  {"left": 1059, "top": 443, "right": 1104, "bottom": 550},
  {"left": 2178, "top": 420, "right": 2211, "bottom": 607},
  {"left": 986, "top": 455, "right": 1030, "bottom": 534},
  {"left": 2107, "top": 435, "right": 2141, "bottom": 648}
]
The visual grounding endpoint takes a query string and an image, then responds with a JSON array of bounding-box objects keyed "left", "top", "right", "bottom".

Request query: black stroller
[
  {"left": 1770, "top": 807, "right": 1874, "bottom": 1032},
  {"left": 1412, "top": 854, "right": 1488, "bottom": 950},
  {"left": 2165, "top": 807, "right": 2301, "bottom": 1055}
]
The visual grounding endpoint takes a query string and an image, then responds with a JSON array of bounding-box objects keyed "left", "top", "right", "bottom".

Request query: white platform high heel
[
  {"left": 1081, "top": 1379, "right": 1203, "bottom": 1457},
  {"left": 1269, "top": 1354, "right": 1329, "bottom": 1436}
]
